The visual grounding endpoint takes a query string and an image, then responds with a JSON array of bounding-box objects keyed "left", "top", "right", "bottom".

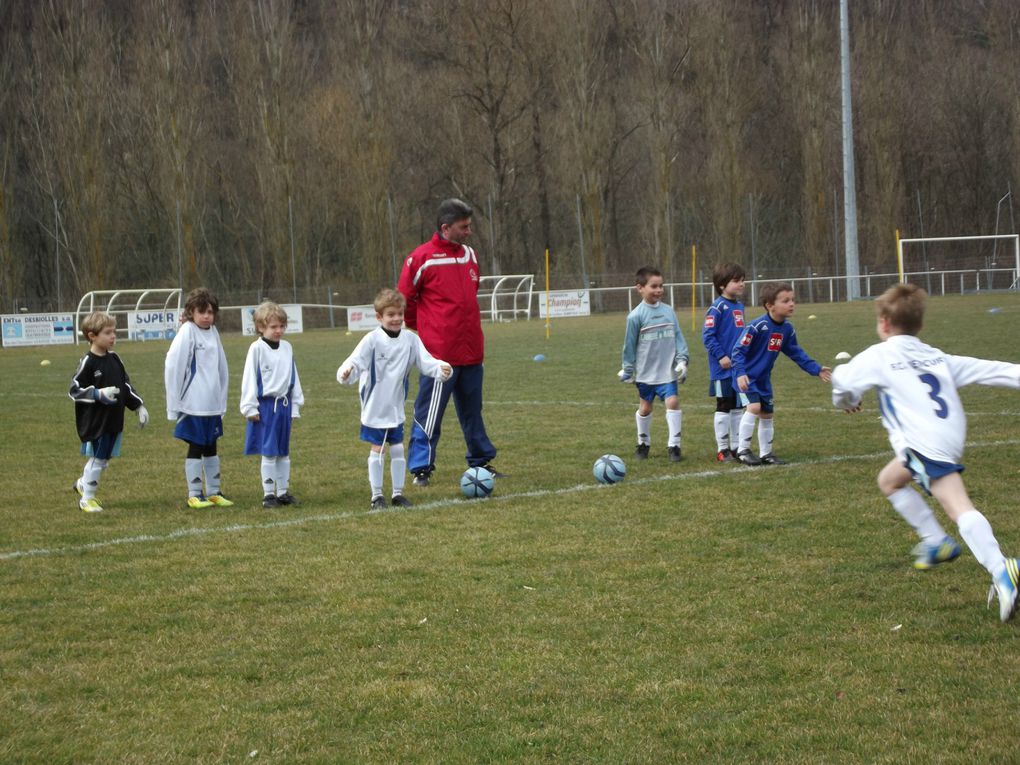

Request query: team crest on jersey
[
  {"left": 93, "top": 370, "right": 103, "bottom": 379},
  {"left": 704, "top": 315, "right": 716, "bottom": 328},
  {"left": 734, "top": 310, "right": 744, "bottom": 327},
  {"left": 767, "top": 333, "right": 783, "bottom": 352},
  {"left": 740, "top": 333, "right": 752, "bottom": 347},
  {"left": 469, "top": 268, "right": 478, "bottom": 282}
]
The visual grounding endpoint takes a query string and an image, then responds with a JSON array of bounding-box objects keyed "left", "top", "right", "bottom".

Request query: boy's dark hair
[
  {"left": 876, "top": 282, "right": 926, "bottom": 336},
  {"left": 437, "top": 198, "right": 473, "bottom": 230},
  {"left": 712, "top": 262, "right": 746, "bottom": 296},
  {"left": 760, "top": 281, "right": 793, "bottom": 308},
  {"left": 183, "top": 287, "right": 219, "bottom": 322},
  {"left": 635, "top": 266, "right": 662, "bottom": 286}
]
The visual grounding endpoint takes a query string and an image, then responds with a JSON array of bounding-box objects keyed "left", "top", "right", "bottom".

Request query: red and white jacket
[{"left": 397, "top": 232, "right": 484, "bottom": 366}]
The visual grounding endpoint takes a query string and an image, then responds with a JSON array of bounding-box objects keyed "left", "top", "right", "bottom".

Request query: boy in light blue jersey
[
  {"left": 730, "top": 281, "right": 831, "bottom": 466},
  {"left": 619, "top": 267, "right": 689, "bottom": 462},
  {"left": 702, "top": 262, "right": 747, "bottom": 462}
]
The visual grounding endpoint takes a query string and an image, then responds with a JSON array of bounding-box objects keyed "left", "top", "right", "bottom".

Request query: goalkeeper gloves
[
  {"left": 617, "top": 368, "right": 633, "bottom": 384},
  {"left": 136, "top": 405, "right": 149, "bottom": 428},
  {"left": 95, "top": 386, "right": 120, "bottom": 405},
  {"left": 674, "top": 360, "right": 688, "bottom": 384}
]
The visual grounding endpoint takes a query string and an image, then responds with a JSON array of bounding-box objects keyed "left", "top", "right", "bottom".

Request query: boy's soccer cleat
[
  {"left": 412, "top": 471, "right": 431, "bottom": 487},
  {"left": 370, "top": 495, "right": 387, "bottom": 510},
  {"left": 206, "top": 494, "right": 234, "bottom": 507},
  {"left": 276, "top": 493, "right": 300, "bottom": 506},
  {"left": 634, "top": 443, "right": 650, "bottom": 460},
  {"left": 667, "top": 446, "right": 683, "bottom": 462},
  {"left": 736, "top": 449, "right": 762, "bottom": 466},
  {"left": 391, "top": 494, "right": 413, "bottom": 508},
  {"left": 262, "top": 494, "right": 282, "bottom": 508},
  {"left": 79, "top": 497, "right": 103, "bottom": 513},
  {"left": 716, "top": 449, "right": 737, "bottom": 463},
  {"left": 912, "top": 537, "right": 962, "bottom": 570},
  {"left": 988, "top": 558, "right": 1020, "bottom": 623},
  {"left": 187, "top": 495, "right": 214, "bottom": 509},
  {"left": 477, "top": 463, "right": 508, "bottom": 478},
  {"left": 760, "top": 453, "right": 787, "bottom": 465}
]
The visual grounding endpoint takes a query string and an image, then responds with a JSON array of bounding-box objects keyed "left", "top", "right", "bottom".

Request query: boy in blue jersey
[
  {"left": 731, "top": 281, "right": 831, "bottom": 466},
  {"left": 702, "top": 262, "right": 747, "bottom": 462},
  {"left": 619, "top": 267, "right": 690, "bottom": 462}
]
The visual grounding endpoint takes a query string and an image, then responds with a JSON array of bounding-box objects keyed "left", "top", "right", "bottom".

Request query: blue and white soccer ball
[
  {"left": 460, "top": 466, "right": 495, "bottom": 498},
  {"left": 593, "top": 454, "right": 626, "bottom": 484}
]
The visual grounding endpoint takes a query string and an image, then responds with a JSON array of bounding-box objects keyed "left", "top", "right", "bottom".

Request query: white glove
[
  {"left": 136, "top": 405, "right": 149, "bottom": 428},
  {"left": 674, "top": 360, "right": 688, "bottom": 384},
  {"left": 95, "top": 386, "right": 120, "bottom": 405},
  {"left": 617, "top": 368, "right": 633, "bottom": 383}
]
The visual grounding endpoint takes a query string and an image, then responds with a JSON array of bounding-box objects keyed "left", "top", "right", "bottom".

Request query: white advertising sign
[
  {"left": 537, "top": 290, "right": 591, "bottom": 318},
  {"left": 241, "top": 304, "right": 304, "bottom": 336},
  {"left": 127, "top": 310, "right": 179, "bottom": 341},
  {"left": 346, "top": 305, "right": 379, "bottom": 332},
  {"left": 1, "top": 313, "right": 76, "bottom": 348}
]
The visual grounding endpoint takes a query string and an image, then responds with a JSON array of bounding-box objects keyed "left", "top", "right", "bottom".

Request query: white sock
[
  {"left": 713, "top": 412, "right": 729, "bottom": 451},
  {"left": 261, "top": 456, "right": 277, "bottom": 497},
  {"left": 666, "top": 409, "right": 682, "bottom": 448},
  {"left": 636, "top": 412, "right": 651, "bottom": 446},
  {"left": 758, "top": 418, "right": 775, "bottom": 457},
  {"left": 203, "top": 455, "right": 221, "bottom": 496},
  {"left": 729, "top": 409, "right": 744, "bottom": 449},
  {"left": 390, "top": 444, "right": 406, "bottom": 496},
  {"left": 368, "top": 450, "right": 384, "bottom": 498},
  {"left": 957, "top": 510, "right": 1006, "bottom": 578},
  {"left": 186, "top": 458, "right": 204, "bottom": 497},
  {"left": 80, "top": 458, "right": 105, "bottom": 500},
  {"left": 738, "top": 411, "right": 757, "bottom": 452},
  {"left": 887, "top": 487, "right": 946, "bottom": 545},
  {"left": 277, "top": 457, "right": 291, "bottom": 495}
]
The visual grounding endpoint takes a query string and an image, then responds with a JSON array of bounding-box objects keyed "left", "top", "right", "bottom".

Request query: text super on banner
[{"left": 2, "top": 314, "right": 76, "bottom": 347}]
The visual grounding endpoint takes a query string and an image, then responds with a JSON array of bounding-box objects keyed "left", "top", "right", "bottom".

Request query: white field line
[{"left": 4, "top": 438, "right": 1019, "bottom": 563}]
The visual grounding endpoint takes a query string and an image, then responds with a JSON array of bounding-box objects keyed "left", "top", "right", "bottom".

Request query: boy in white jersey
[
  {"left": 619, "top": 267, "right": 689, "bottom": 462},
  {"left": 831, "top": 283, "right": 1020, "bottom": 622},
  {"left": 241, "top": 302, "right": 304, "bottom": 508},
  {"left": 338, "top": 288, "right": 451, "bottom": 510}
]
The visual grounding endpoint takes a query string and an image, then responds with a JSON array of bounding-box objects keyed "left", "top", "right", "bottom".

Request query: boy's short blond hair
[
  {"left": 252, "top": 301, "right": 288, "bottom": 332},
  {"left": 374, "top": 288, "right": 406, "bottom": 314},
  {"left": 80, "top": 311, "right": 116, "bottom": 341},
  {"left": 876, "top": 282, "right": 926, "bottom": 336}
]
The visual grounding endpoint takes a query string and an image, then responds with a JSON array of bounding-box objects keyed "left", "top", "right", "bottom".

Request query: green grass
[{"left": 2, "top": 293, "right": 1020, "bottom": 763}]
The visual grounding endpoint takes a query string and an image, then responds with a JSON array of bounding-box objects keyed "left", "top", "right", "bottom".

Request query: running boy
[
  {"left": 619, "top": 266, "right": 690, "bottom": 462},
  {"left": 69, "top": 312, "right": 149, "bottom": 512},
  {"left": 702, "top": 262, "right": 747, "bottom": 462},
  {"left": 831, "top": 283, "right": 1020, "bottom": 622},
  {"left": 164, "top": 287, "right": 233, "bottom": 509},
  {"left": 337, "top": 288, "right": 451, "bottom": 510},
  {"left": 730, "top": 281, "right": 831, "bottom": 465},
  {"left": 240, "top": 302, "right": 304, "bottom": 508}
]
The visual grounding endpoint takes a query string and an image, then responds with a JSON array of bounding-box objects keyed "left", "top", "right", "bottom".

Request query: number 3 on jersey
[{"left": 918, "top": 373, "right": 949, "bottom": 419}]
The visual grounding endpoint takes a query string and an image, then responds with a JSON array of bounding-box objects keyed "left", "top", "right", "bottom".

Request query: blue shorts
[
  {"left": 709, "top": 378, "right": 737, "bottom": 400},
  {"left": 244, "top": 397, "right": 294, "bottom": 457},
  {"left": 174, "top": 414, "right": 223, "bottom": 446},
  {"left": 904, "top": 448, "right": 963, "bottom": 495},
  {"left": 737, "top": 389, "right": 774, "bottom": 414},
  {"left": 360, "top": 424, "right": 404, "bottom": 446},
  {"left": 82, "top": 432, "right": 122, "bottom": 459},
  {"left": 637, "top": 381, "right": 678, "bottom": 403}
]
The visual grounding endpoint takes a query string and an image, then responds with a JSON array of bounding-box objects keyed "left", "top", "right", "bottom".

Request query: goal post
[
  {"left": 477, "top": 274, "right": 535, "bottom": 322},
  {"left": 897, "top": 234, "right": 1019, "bottom": 289},
  {"left": 75, "top": 288, "right": 183, "bottom": 344}
]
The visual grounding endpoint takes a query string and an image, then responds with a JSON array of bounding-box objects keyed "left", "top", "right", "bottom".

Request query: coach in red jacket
[{"left": 397, "top": 198, "right": 500, "bottom": 486}]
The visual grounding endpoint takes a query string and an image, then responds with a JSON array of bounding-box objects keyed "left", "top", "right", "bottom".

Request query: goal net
[
  {"left": 896, "top": 234, "right": 1019, "bottom": 293},
  {"left": 75, "top": 289, "right": 183, "bottom": 344},
  {"left": 478, "top": 275, "right": 535, "bottom": 322}
]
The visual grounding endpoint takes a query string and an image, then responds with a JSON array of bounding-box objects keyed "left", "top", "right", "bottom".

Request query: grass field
[{"left": 3, "top": 293, "right": 1020, "bottom": 763}]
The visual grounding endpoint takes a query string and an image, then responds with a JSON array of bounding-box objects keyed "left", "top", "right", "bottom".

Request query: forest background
[{"left": 1, "top": 0, "right": 1019, "bottom": 312}]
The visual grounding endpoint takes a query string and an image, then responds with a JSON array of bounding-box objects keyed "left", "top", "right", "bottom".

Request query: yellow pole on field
[
  {"left": 544, "top": 247, "right": 551, "bottom": 339},
  {"left": 690, "top": 244, "right": 697, "bottom": 333},
  {"left": 895, "top": 228, "right": 904, "bottom": 282}
]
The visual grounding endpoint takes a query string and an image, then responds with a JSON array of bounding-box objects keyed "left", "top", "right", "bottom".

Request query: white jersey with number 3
[{"left": 831, "top": 335, "right": 1020, "bottom": 463}]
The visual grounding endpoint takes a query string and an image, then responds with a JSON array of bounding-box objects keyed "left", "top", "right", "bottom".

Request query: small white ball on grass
[
  {"left": 835, "top": 351, "right": 851, "bottom": 361},
  {"left": 40, "top": 359, "right": 51, "bottom": 366},
  {"left": 808, "top": 314, "right": 817, "bottom": 320}
]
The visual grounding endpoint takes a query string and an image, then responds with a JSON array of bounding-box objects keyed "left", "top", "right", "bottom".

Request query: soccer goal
[
  {"left": 75, "top": 288, "right": 183, "bottom": 344},
  {"left": 897, "top": 234, "right": 1020, "bottom": 292},
  {"left": 478, "top": 274, "right": 535, "bottom": 322}
]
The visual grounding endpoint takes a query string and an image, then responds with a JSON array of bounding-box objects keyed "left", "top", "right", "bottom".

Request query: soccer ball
[
  {"left": 460, "top": 466, "right": 495, "bottom": 498},
  {"left": 593, "top": 454, "right": 626, "bottom": 484}
]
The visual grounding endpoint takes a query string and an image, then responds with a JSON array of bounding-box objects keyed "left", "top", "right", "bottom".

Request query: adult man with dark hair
[{"left": 397, "top": 198, "right": 500, "bottom": 486}]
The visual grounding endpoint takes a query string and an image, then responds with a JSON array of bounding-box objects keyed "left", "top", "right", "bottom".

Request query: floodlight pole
[{"left": 840, "top": 0, "right": 861, "bottom": 298}]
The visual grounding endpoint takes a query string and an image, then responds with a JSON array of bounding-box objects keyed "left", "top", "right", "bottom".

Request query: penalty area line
[{"left": 3, "top": 438, "right": 1018, "bottom": 563}]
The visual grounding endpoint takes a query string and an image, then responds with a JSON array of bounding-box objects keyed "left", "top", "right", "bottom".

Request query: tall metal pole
[
  {"left": 840, "top": 0, "right": 861, "bottom": 298},
  {"left": 387, "top": 193, "right": 399, "bottom": 284},
  {"left": 288, "top": 195, "right": 297, "bottom": 304},
  {"left": 54, "top": 198, "right": 61, "bottom": 312},
  {"left": 175, "top": 198, "right": 184, "bottom": 292},
  {"left": 575, "top": 194, "right": 589, "bottom": 291}
]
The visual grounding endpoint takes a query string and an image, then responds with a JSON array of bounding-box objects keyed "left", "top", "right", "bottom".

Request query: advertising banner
[
  {"left": 127, "top": 310, "right": 179, "bottom": 341},
  {"left": 241, "top": 304, "right": 304, "bottom": 336},
  {"left": 537, "top": 290, "right": 591, "bottom": 318},
  {"left": 1, "top": 313, "right": 76, "bottom": 348}
]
